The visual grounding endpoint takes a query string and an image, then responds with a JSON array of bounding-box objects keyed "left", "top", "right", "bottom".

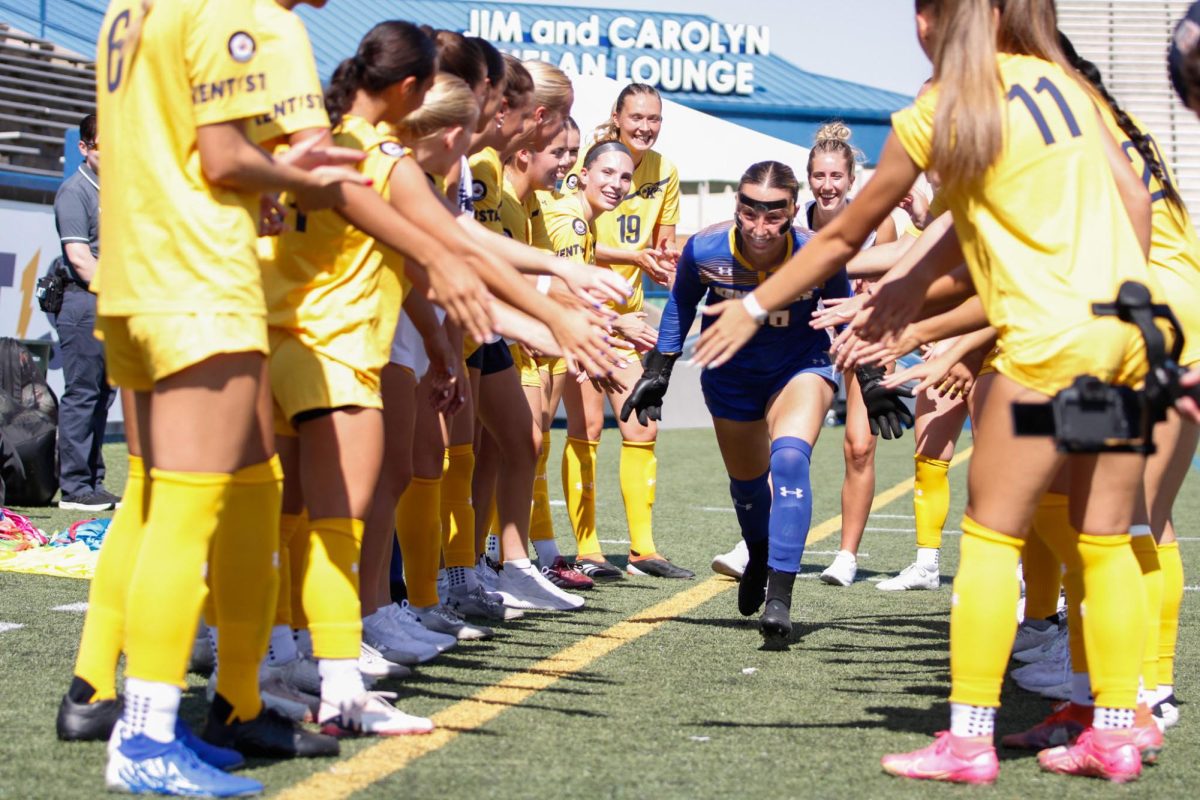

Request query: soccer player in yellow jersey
[
  {"left": 561, "top": 83, "right": 693, "bottom": 580},
  {"left": 698, "top": 0, "right": 1162, "bottom": 783},
  {"left": 501, "top": 127, "right": 594, "bottom": 590},
  {"left": 996, "top": 38, "right": 1200, "bottom": 748},
  {"left": 82, "top": 0, "right": 370, "bottom": 793}
]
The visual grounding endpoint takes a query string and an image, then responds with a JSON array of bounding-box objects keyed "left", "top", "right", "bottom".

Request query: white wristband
[
  {"left": 536, "top": 275, "right": 552, "bottom": 295},
  {"left": 742, "top": 292, "right": 768, "bottom": 324}
]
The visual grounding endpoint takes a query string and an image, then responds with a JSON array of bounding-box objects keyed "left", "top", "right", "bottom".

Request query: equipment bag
[{"left": 0, "top": 338, "right": 58, "bottom": 505}]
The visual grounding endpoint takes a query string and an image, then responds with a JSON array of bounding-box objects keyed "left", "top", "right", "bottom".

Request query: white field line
[
  {"left": 0, "top": 622, "right": 25, "bottom": 634},
  {"left": 52, "top": 602, "right": 89, "bottom": 612}
]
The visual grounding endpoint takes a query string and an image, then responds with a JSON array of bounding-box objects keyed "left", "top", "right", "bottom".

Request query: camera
[{"left": 1012, "top": 282, "right": 1190, "bottom": 454}]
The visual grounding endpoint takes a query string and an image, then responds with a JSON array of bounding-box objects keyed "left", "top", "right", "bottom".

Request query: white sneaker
[
  {"left": 1012, "top": 620, "right": 1063, "bottom": 660},
  {"left": 318, "top": 691, "right": 434, "bottom": 736},
  {"left": 265, "top": 654, "right": 322, "bottom": 695},
  {"left": 359, "top": 641, "right": 413, "bottom": 680},
  {"left": 363, "top": 611, "right": 440, "bottom": 665},
  {"left": 497, "top": 563, "right": 585, "bottom": 610},
  {"left": 1154, "top": 696, "right": 1180, "bottom": 730},
  {"left": 412, "top": 604, "right": 494, "bottom": 641},
  {"left": 391, "top": 602, "right": 458, "bottom": 652},
  {"left": 260, "top": 675, "right": 319, "bottom": 722},
  {"left": 876, "top": 562, "right": 940, "bottom": 591},
  {"left": 819, "top": 551, "right": 858, "bottom": 587},
  {"left": 447, "top": 584, "right": 525, "bottom": 621},
  {"left": 711, "top": 540, "right": 749, "bottom": 580}
]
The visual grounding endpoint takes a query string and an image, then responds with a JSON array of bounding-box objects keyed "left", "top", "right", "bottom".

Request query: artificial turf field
[{"left": 0, "top": 428, "right": 1196, "bottom": 799}]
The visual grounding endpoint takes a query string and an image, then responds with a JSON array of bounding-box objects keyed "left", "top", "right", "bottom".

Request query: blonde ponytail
[{"left": 522, "top": 59, "right": 574, "bottom": 116}]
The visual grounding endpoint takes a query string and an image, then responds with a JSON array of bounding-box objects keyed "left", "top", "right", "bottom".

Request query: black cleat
[
  {"left": 626, "top": 554, "right": 695, "bottom": 579},
  {"left": 573, "top": 557, "right": 625, "bottom": 581},
  {"left": 56, "top": 692, "right": 122, "bottom": 741},
  {"left": 202, "top": 694, "right": 339, "bottom": 759},
  {"left": 759, "top": 569, "right": 796, "bottom": 650},
  {"left": 738, "top": 540, "right": 769, "bottom": 616}
]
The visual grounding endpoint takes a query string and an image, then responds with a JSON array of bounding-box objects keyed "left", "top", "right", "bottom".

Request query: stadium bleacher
[{"left": 0, "top": 21, "right": 93, "bottom": 188}]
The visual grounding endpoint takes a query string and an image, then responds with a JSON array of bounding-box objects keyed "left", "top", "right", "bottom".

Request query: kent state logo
[
  {"left": 572, "top": 218, "right": 587, "bottom": 236},
  {"left": 564, "top": 174, "right": 579, "bottom": 191},
  {"left": 228, "top": 31, "right": 256, "bottom": 63},
  {"left": 472, "top": 180, "right": 487, "bottom": 202},
  {"left": 636, "top": 182, "right": 663, "bottom": 200}
]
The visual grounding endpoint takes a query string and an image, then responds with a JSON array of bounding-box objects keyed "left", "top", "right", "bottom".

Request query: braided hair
[{"left": 1059, "top": 32, "right": 1183, "bottom": 208}]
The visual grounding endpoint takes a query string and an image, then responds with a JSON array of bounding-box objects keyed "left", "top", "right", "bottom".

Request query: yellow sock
[
  {"left": 562, "top": 437, "right": 600, "bottom": 557},
  {"left": 912, "top": 454, "right": 950, "bottom": 550},
  {"left": 1130, "top": 534, "right": 1162, "bottom": 693},
  {"left": 288, "top": 509, "right": 310, "bottom": 630},
  {"left": 1078, "top": 533, "right": 1145, "bottom": 710},
  {"left": 301, "top": 517, "right": 365, "bottom": 660},
  {"left": 73, "top": 455, "right": 146, "bottom": 701},
  {"left": 948, "top": 516, "right": 1022, "bottom": 708},
  {"left": 530, "top": 432, "right": 554, "bottom": 542},
  {"left": 396, "top": 477, "right": 443, "bottom": 608},
  {"left": 123, "top": 469, "right": 233, "bottom": 686},
  {"left": 621, "top": 440, "right": 658, "bottom": 557},
  {"left": 1024, "top": 494, "right": 1065, "bottom": 620},
  {"left": 210, "top": 457, "right": 282, "bottom": 722},
  {"left": 1158, "top": 541, "right": 1184, "bottom": 685},
  {"left": 441, "top": 444, "right": 477, "bottom": 569},
  {"left": 1029, "top": 492, "right": 1087, "bottom": 672},
  {"left": 275, "top": 513, "right": 306, "bottom": 628}
]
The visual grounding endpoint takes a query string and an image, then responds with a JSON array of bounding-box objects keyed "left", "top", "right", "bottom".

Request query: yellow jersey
[
  {"left": 95, "top": 0, "right": 272, "bottom": 315},
  {"left": 566, "top": 145, "right": 680, "bottom": 312},
  {"left": 891, "top": 53, "right": 1159, "bottom": 389},
  {"left": 499, "top": 177, "right": 532, "bottom": 244},
  {"left": 246, "top": 0, "right": 327, "bottom": 147},
  {"left": 527, "top": 191, "right": 554, "bottom": 252},
  {"left": 469, "top": 147, "right": 505, "bottom": 233},
  {"left": 266, "top": 115, "right": 409, "bottom": 381},
  {"left": 543, "top": 192, "right": 595, "bottom": 266}
]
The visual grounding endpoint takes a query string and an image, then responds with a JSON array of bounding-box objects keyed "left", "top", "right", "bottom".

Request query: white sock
[
  {"left": 292, "top": 628, "right": 313, "bottom": 657},
  {"left": 267, "top": 624, "right": 299, "bottom": 666},
  {"left": 949, "top": 703, "right": 995, "bottom": 738},
  {"left": 1093, "top": 706, "right": 1135, "bottom": 730},
  {"left": 1137, "top": 679, "right": 1154, "bottom": 707},
  {"left": 122, "top": 678, "right": 181, "bottom": 743},
  {"left": 447, "top": 566, "right": 473, "bottom": 592},
  {"left": 1129, "top": 524, "right": 1153, "bottom": 537},
  {"left": 485, "top": 534, "right": 501, "bottom": 560},
  {"left": 916, "top": 547, "right": 939, "bottom": 570},
  {"left": 504, "top": 558, "right": 534, "bottom": 573},
  {"left": 206, "top": 625, "right": 218, "bottom": 658},
  {"left": 1070, "top": 672, "right": 1094, "bottom": 706},
  {"left": 1157, "top": 684, "right": 1175, "bottom": 703},
  {"left": 533, "top": 538, "right": 561, "bottom": 565},
  {"left": 319, "top": 658, "right": 364, "bottom": 706},
  {"left": 838, "top": 549, "right": 856, "bottom": 562}
]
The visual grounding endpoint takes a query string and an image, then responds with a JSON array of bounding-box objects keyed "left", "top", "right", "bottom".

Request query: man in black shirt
[{"left": 53, "top": 114, "right": 117, "bottom": 511}]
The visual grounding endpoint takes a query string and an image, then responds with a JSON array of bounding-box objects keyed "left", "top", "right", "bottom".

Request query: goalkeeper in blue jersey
[{"left": 622, "top": 160, "right": 909, "bottom": 648}]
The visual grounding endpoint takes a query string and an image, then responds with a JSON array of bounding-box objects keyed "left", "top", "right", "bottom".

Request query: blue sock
[
  {"left": 767, "top": 437, "right": 814, "bottom": 573},
  {"left": 729, "top": 472, "right": 771, "bottom": 545}
]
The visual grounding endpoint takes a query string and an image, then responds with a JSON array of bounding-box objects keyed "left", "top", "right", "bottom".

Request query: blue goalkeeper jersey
[{"left": 658, "top": 220, "right": 851, "bottom": 374}]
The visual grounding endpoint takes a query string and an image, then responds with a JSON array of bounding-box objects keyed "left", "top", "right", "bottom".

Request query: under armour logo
[{"left": 778, "top": 487, "right": 804, "bottom": 499}]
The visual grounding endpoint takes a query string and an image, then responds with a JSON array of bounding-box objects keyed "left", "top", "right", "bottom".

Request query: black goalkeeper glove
[
  {"left": 620, "top": 349, "right": 679, "bottom": 426},
  {"left": 856, "top": 364, "right": 914, "bottom": 440}
]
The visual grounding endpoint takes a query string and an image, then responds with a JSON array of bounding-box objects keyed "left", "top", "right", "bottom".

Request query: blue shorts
[{"left": 701, "top": 352, "right": 836, "bottom": 422}]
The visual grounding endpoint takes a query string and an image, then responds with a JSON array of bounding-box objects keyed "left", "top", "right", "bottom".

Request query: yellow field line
[{"left": 275, "top": 445, "right": 973, "bottom": 799}]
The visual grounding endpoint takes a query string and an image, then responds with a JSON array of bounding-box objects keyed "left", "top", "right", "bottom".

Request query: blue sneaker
[
  {"left": 175, "top": 719, "right": 244, "bottom": 772},
  {"left": 105, "top": 733, "right": 262, "bottom": 796}
]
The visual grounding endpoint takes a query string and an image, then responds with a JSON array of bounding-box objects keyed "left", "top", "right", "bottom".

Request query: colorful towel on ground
[{"left": 0, "top": 510, "right": 108, "bottom": 579}]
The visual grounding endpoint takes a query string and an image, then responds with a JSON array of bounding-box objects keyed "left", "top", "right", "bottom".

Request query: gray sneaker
[{"left": 447, "top": 585, "right": 524, "bottom": 621}]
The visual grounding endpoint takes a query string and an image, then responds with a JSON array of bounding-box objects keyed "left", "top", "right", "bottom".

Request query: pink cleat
[
  {"left": 1038, "top": 728, "right": 1142, "bottom": 782},
  {"left": 881, "top": 731, "right": 999, "bottom": 784},
  {"left": 1132, "top": 705, "right": 1164, "bottom": 765}
]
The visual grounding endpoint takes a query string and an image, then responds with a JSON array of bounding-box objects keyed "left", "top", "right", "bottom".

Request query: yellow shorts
[
  {"left": 97, "top": 313, "right": 268, "bottom": 392},
  {"left": 994, "top": 317, "right": 1149, "bottom": 396},
  {"left": 510, "top": 344, "right": 543, "bottom": 389},
  {"left": 537, "top": 355, "right": 568, "bottom": 378},
  {"left": 1154, "top": 266, "right": 1200, "bottom": 367},
  {"left": 977, "top": 347, "right": 999, "bottom": 378},
  {"left": 269, "top": 330, "right": 381, "bottom": 436}
]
